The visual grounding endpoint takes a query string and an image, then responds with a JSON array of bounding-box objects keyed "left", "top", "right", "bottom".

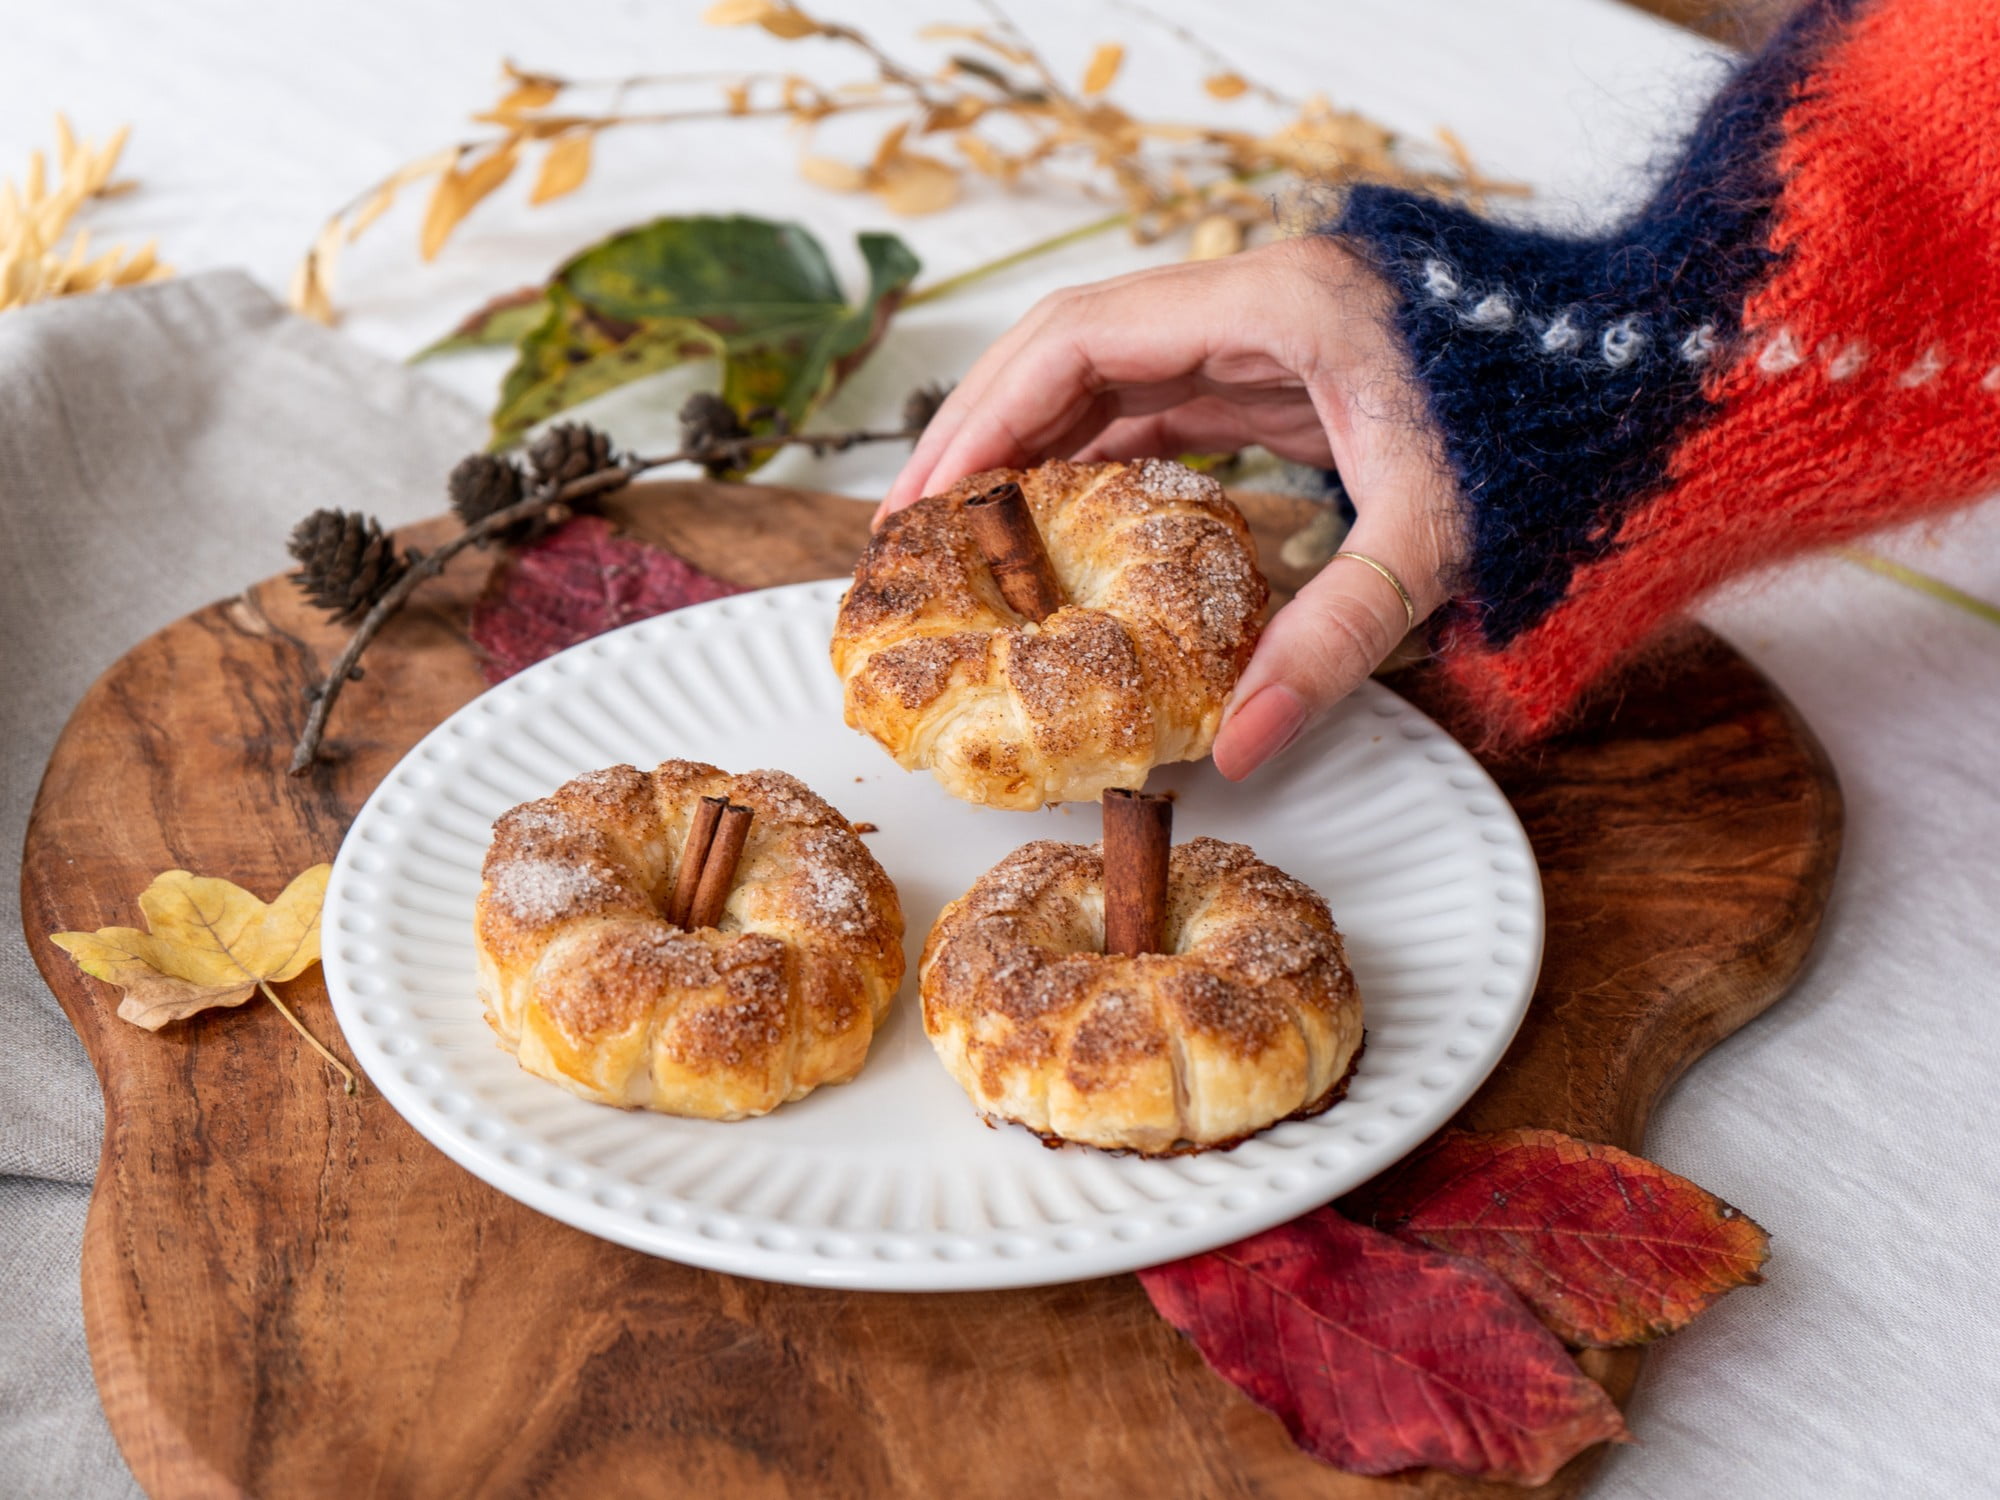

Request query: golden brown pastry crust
[
  {"left": 831, "top": 459, "right": 1267, "bottom": 809},
  {"left": 475, "top": 761, "right": 904, "bottom": 1120},
  {"left": 919, "top": 836, "right": 1362, "bottom": 1155}
]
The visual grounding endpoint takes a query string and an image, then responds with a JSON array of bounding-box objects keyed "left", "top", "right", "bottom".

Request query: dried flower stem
[
  {"left": 903, "top": 165, "right": 1281, "bottom": 308},
  {"left": 2, "top": 117, "right": 171, "bottom": 312},
  {"left": 1838, "top": 548, "right": 2000, "bottom": 631},
  {"left": 296, "top": 6, "right": 1519, "bottom": 322},
  {"left": 289, "top": 425, "right": 918, "bottom": 774},
  {"left": 904, "top": 207, "right": 1130, "bottom": 307}
]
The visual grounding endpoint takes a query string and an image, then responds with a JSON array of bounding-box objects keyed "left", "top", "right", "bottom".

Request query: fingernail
[{"left": 1213, "top": 684, "right": 1308, "bottom": 780}]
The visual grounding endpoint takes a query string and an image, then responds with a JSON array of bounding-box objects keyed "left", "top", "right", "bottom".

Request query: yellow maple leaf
[{"left": 51, "top": 865, "right": 356, "bottom": 1092}]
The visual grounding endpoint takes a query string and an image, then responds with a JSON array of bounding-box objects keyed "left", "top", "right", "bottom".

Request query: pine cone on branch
[
  {"left": 902, "top": 381, "right": 953, "bottom": 435},
  {"left": 448, "top": 454, "right": 523, "bottom": 525},
  {"left": 448, "top": 453, "right": 545, "bottom": 545},
  {"left": 288, "top": 510, "right": 412, "bottom": 624},
  {"left": 679, "top": 392, "right": 750, "bottom": 477},
  {"left": 527, "top": 422, "right": 616, "bottom": 488}
]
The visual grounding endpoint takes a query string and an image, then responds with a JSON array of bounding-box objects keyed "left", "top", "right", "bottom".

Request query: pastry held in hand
[
  {"left": 920, "top": 836, "right": 1362, "bottom": 1155},
  {"left": 831, "top": 459, "right": 1267, "bottom": 809},
  {"left": 475, "top": 761, "right": 903, "bottom": 1120}
]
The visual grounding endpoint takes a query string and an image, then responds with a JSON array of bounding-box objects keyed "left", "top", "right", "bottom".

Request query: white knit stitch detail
[
  {"left": 1757, "top": 327, "right": 1803, "bottom": 375},
  {"left": 1826, "top": 341, "right": 1868, "bottom": 380},
  {"left": 1983, "top": 364, "right": 2000, "bottom": 392},
  {"left": 1421, "top": 259, "right": 1460, "bottom": 300},
  {"left": 1463, "top": 292, "right": 1515, "bottom": 330},
  {"left": 1678, "top": 324, "right": 1718, "bottom": 363},
  {"left": 1540, "top": 313, "right": 1583, "bottom": 353},
  {"left": 1898, "top": 347, "right": 1946, "bottom": 387},
  {"left": 1601, "top": 317, "right": 1644, "bottom": 368}
]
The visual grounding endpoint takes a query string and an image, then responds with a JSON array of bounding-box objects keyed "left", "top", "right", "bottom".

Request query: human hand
[{"left": 877, "top": 236, "right": 1467, "bottom": 780}]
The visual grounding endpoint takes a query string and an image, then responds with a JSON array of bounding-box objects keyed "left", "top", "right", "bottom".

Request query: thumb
[{"left": 1211, "top": 522, "right": 1439, "bottom": 781}]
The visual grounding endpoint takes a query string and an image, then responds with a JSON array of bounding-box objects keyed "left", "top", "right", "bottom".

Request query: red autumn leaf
[
  {"left": 1371, "top": 1127, "right": 1770, "bottom": 1348},
  {"left": 1139, "top": 1208, "right": 1629, "bottom": 1484},
  {"left": 469, "top": 515, "right": 742, "bottom": 681}
]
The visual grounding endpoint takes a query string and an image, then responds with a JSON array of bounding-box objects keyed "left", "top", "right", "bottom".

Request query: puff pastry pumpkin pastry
[
  {"left": 475, "top": 761, "right": 904, "bottom": 1120},
  {"left": 920, "top": 836, "right": 1362, "bottom": 1155},
  {"left": 831, "top": 459, "right": 1267, "bottom": 809}
]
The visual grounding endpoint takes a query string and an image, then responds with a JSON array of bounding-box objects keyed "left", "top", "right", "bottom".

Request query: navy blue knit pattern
[{"left": 1329, "top": 0, "right": 1863, "bottom": 647}]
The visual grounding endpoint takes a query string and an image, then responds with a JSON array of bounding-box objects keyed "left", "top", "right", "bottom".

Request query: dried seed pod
[
  {"left": 902, "top": 381, "right": 953, "bottom": 435},
  {"left": 527, "top": 421, "right": 615, "bottom": 487},
  {"left": 678, "top": 392, "right": 751, "bottom": 476},
  {"left": 287, "top": 510, "right": 411, "bottom": 624},
  {"left": 447, "top": 453, "right": 531, "bottom": 541}
]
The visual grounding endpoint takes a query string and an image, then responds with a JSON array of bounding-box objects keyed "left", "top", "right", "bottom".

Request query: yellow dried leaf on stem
[
  {"left": 920, "top": 96, "right": 984, "bottom": 132},
  {"left": 290, "top": 251, "right": 331, "bottom": 325},
  {"left": 874, "top": 151, "right": 958, "bottom": 214},
  {"left": 50, "top": 864, "right": 357, "bottom": 1093},
  {"left": 345, "top": 187, "right": 398, "bottom": 243},
  {"left": 703, "top": 0, "right": 777, "bottom": 24},
  {"left": 421, "top": 137, "right": 521, "bottom": 261},
  {"left": 498, "top": 80, "right": 562, "bottom": 113},
  {"left": 497, "top": 62, "right": 564, "bottom": 114},
  {"left": 1081, "top": 42, "right": 1124, "bottom": 96},
  {"left": 954, "top": 132, "right": 1011, "bottom": 179},
  {"left": 799, "top": 154, "right": 870, "bottom": 192},
  {"left": 531, "top": 130, "right": 594, "bottom": 203},
  {"left": 918, "top": 23, "right": 1032, "bottom": 65},
  {"left": 871, "top": 120, "right": 910, "bottom": 170},
  {"left": 759, "top": 8, "right": 823, "bottom": 40},
  {"left": 1188, "top": 212, "right": 1243, "bottom": 260},
  {"left": 1204, "top": 72, "right": 1249, "bottom": 100}
]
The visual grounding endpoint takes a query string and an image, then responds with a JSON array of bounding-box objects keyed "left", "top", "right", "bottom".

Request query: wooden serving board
[{"left": 21, "top": 481, "right": 1840, "bottom": 1500}]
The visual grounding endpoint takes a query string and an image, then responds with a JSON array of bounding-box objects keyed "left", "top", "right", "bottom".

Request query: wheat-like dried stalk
[
  {"left": 1, "top": 117, "right": 171, "bottom": 314},
  {"left": 291, "top": 2, "right": 1521, "bottom": 324}
]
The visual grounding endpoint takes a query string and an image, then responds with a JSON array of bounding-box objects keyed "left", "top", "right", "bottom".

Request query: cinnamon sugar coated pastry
[
  {"left": 475, "top": 762, "right": 904, "bottom": 1120},
  {"left": 920, "top": 837, "right": 1362, "bottom": 1155},
  {"left": 831, "top": 459, "right": 1268, "bottom": 809}
]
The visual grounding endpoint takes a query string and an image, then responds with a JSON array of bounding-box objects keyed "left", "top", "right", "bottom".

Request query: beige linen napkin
[{"left": 0, "top": 271, "right": 482, "bottom": 1497}]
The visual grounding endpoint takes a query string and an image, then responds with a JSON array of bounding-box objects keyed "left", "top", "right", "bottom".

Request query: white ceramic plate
[{"left": 323, "top": 579, "right": 1541, "bottom": 1290}]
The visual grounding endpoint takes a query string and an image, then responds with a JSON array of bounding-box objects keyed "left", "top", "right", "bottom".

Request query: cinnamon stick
[
  {"left": 687, "top": 802, "right": 754, "bottom": 930},
  {"left": 666, "top": 795, "right": 728, "bottom": 927},
  {"left": 964, "top": 480, "right": 1065, "bottom": 621},
  {"left": 1102, "top": 788, "right": 1173, "bottom": 956}
]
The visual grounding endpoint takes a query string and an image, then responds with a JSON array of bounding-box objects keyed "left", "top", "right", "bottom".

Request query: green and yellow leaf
[{"left": 484, "top": 215, "right": 919, "bottom": 463}]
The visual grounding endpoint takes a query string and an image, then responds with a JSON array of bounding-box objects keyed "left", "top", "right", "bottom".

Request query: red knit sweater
[{"left": 1337, "top": 0, "right": 2000, "bottom": 740}]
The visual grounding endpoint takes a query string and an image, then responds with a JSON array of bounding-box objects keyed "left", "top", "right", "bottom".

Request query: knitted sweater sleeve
[{"left": 1332, "top": 0, "right": 2000, "bottom": 740}]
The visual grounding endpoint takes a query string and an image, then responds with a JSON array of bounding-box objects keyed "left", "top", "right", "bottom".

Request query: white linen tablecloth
[{"left": 3, "top": 1, "right": 1995, "bottom": 1495}]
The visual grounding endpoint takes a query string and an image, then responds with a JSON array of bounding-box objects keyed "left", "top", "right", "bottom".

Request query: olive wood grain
[{"left": 20, "top": 479, "right": 1840, "bottom": 1500}]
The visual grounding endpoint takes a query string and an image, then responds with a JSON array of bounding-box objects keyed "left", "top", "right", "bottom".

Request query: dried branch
[
  {"left": 287, "top": 415, "right": 925, "bottom": 774},
  {"left": 291, "top": 3, "right": 1522, "bottom": 322}
]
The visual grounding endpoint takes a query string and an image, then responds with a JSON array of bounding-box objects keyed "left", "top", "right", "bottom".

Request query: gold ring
[{"left": 1331, "top": 551, "right": 1417, "bottom": 634}]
